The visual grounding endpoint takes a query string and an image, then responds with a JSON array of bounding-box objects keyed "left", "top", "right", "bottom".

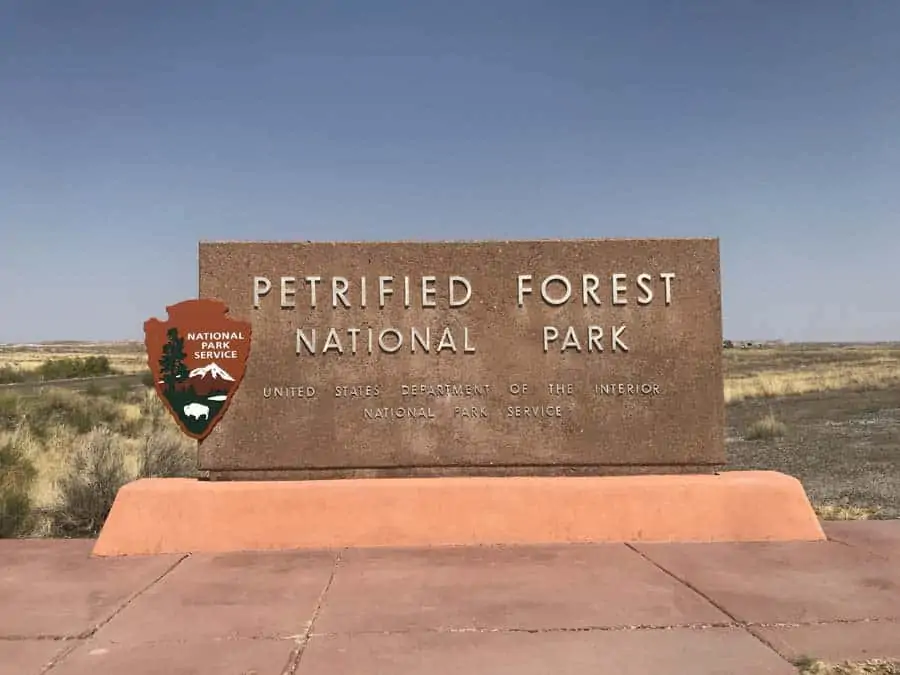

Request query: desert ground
[{"left": 0, "top": 340, "right": 898, "bottom": 540}]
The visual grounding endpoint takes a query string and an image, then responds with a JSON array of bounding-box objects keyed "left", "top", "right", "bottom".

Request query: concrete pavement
[{"left": 2, "top": 521, "right": 898, "bottom": 674}]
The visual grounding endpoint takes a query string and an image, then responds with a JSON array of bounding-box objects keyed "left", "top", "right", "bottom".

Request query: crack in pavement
[
  {"left": 37, "top": 553, "right": 189, "bottom": 674},
  {"left": 282, "top": 549, "right": 344, "bottom": 675},
  {"left": 624, "top": 543, "right": 794, "bottom": 663}
]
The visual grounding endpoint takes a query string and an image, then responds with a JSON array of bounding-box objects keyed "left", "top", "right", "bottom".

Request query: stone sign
[{"left": 197, "top": 239, "right": 724, "bottom": 480}]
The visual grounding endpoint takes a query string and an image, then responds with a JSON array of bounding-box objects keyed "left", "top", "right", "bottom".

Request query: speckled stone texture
[{"left": 197, "top": 239, "right": 724, "bottom": 478}]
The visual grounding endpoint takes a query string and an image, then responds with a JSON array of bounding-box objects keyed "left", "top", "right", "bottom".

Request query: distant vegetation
[
  {"left": 0, "top": 356, "right": 118, "bottom": 384},
  {"left": 0, "top": 385, "right": 195, "bottom": 538}
]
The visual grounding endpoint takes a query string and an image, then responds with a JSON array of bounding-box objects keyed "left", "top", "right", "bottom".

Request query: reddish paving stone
[
  {"left": 300, "top": 628, "right": 795, "bottom": 675},
  {"left": 0, "top": 540, "right": 182, "bottom": 638},
  {"left": 315, "top": 544, "right": 729, "bottom": 634},
  {"left": 825, "top": 521, "right": 900, "bottom": 559},
  {"left": 750, "top": 620, "right": 900, "bottom": 662},
  {"left": 93, "top": 550, "right": 338, "bottom": 643},
  {"left": 50, "top": 638, "right": 294, "bottom": 675},
  {"left": 633, "top": 541, "right": 900, "bottom": 624},
  {"left": 0, "top": 639, "right": 78, "bottom": 675}
]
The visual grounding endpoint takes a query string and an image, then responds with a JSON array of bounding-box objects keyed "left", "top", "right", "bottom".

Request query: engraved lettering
[{"left": 506, "top": 405, "right": 563, "bottom": 418}]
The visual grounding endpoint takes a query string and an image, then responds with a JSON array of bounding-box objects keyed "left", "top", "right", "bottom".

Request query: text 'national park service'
[{"left": 251, "top": 272, "right": 676, "bottom": 357}]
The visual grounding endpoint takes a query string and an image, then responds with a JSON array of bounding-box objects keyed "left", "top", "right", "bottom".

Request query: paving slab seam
[
  {"left": 624, "top": 543, "right": 793, "bottom": 664},
  {"left": 0, "top": 636, "right": 82, "bottom": 642},
  {"left": 282, "top": 549, "right": 344, "bottom": 675},
  {"left": 747, "top": 617, "right": 900, "bottom": 629},
  {"left": 38, "top": 553, "right": 189, "bottom": 674},
  {"left": 307, "top": 622, "right": 742, "bottom": 639}
]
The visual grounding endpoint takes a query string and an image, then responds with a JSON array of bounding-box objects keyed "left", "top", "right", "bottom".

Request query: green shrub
[
  {"left": 50, "top": 427, "right": 130, "bottom": 537},
  {"left": 0, "top": 439, "right": 37, "bottom": 537},
  {"left": 0, "top": 365, "right": 25, "bottom": 384},
  {"left": 140, "top": 370, "right": 156, "bottom": 388},
  {"left": 22, "top": 387, "right": 126, "bottom": 437},
  {"left": 35, "top": 356, "right": 116, "bottom": 381},
  {"left": 0, "top": 394, "right": 22, "bottom": 432}
]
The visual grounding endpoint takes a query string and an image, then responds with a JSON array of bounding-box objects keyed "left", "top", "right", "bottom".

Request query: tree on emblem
[{"left": 159, "top": 328, "right": 189, "bottom": 393}]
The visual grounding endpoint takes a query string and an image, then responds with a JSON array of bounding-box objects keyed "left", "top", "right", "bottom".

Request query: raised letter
[
  {"left": 612, "top": 325, "right": 628, "bottom": 352},
  {"left": 296, "top": 329, "right": 316, "bottom": 355},
  {"left": 542, "top": 326, "right": 559, "bottom": 352},
  {"left": 280, "top": 277, "right": 297, "bottom": 308},
  {"left": 323, "top": 328, "right": 343, "bottom": 354},
  {"left": 636, "top": 273, "right": 653, "bottom": 305},
  {"left": 449, "top": 276, "right": 472, "bottom": 307},
  {"left": 332, "top": 277, "right": 350, "bottom": 308},
  {"left": 421, "top": 276, "right": 437, "bottom": 308},
  {"left": 582, "top": 274, "right": 601, "bottom": 306},
  {"left": 660, "top": 273, "right": 675, "bottom": 305},
  {"left": 588, "top": 325, "right": 603, "bottom": 352},
  {"left": 541, "top": 275, "right": 572, "bottom": 306},
  {"left": 517, "top": 274, "right": 533, "bottom": 307},
  {"left": 252, "top": 277, "right": 271, "bottom": 308},
  {"left": 305, "top": 276, "right": 321, "bottom": 308},
  {"left": 437, "top": 327, "right": 457, "bottom": 353},
  {"left": 561, "top": 326, "right": 582, "bottom": 352},
  {"left": 379, "top": 276, "right": 393, "bottom": 308},
  {"left": 378, "top": 328, "right": 403, "bottom": 353},
  {"left": 611, "top": 274, "right": 628, "bottom": 305}
]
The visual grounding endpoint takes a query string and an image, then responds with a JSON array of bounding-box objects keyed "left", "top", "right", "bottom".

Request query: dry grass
[
  {"left": 796, "top": 657, "right": 900, "bottom": 674},
  {"left": 725, "top": 344, "right": 900, "bottom": 403},
  {"left": 744, "top": 412, "right": 788, "bottom": 440},
  {"left": 0, "top": 341, "right": 146, "bottom": 375},
  {"left": 814, "top": 503, "right": 883, "bottom": 520}
]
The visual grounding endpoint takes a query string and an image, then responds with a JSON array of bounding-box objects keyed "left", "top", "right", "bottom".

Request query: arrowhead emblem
[{"left": 143, "top": 299, "right": 252, "bottom": 441}]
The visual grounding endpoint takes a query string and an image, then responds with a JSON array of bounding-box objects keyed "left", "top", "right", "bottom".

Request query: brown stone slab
[
  {"left": 824, "top": 520, "right": 900, "bottom": 559},
  {"left": 92, "top": 472, "right": 824, "bottom": 556},
  {"left": 0, "top": 640, "right": 76, "bottom": 675},
  {"left": 300, "top": 628, "right": 795, "bottom": 675},
  {"left": 94, "top": 550, "right": 337, "bottom": 643},
  {"left": 51, "top": 638, "right": 293, "bottom": 675},
  {"left": 634, "top": 540, "right": 900, "bottom": 624},
  {"left": 313, "top": 544, "right": 730, "bottom": 634},
  {"left": 198, "top": 238, "right": 724, "bottom": 477},
  {"left": 0, "top": 540, "right": 181, "bottom": 638},
  {"left": 750, "top": 620, "right": 900, "bottom": 662}
]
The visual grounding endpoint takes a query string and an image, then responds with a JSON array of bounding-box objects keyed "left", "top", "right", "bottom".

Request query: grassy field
[
  {"left": 0, "top": 341, "right": 898, "bottom": 537},
  {"left": 0, "top": 340, "right": 147, "bottom": 375}
]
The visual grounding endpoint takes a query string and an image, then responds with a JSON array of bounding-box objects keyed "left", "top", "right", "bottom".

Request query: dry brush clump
[
  {"left": 744, "top": 412, "right": 788, "bottom": 440},
  {"left": 795, "top": 657, "right": 900, "bottom": 675},
  {"left": 0, "top": 386, "right": 196, "bottom": 538}
]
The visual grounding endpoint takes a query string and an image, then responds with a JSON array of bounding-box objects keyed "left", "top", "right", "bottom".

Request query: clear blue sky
[{"left": 2, "top": 1, "right": 898, "bottom": 343}]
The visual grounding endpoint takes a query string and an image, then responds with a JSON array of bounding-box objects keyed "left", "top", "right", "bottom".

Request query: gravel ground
[{"left": 726, "top": 386, "right": 900, "bottom": 518}]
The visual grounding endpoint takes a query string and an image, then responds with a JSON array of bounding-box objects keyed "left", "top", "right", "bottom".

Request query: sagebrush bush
[
  {"left": 0, "top": 435, "right": 37, "bottom": 537},
  {"left": 137, "top": 428, "right": 196, "bottom": 478},
  {"left": 50, "top": 427, "right": 131, "bottom": 537}
]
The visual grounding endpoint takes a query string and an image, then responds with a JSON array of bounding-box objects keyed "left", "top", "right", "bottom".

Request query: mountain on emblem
[
  {"left": 189, "top": 363, "right": 235, "bottom": 381},
  {"left": 144, "top": 299, "right": 252, "bottom": 441}
]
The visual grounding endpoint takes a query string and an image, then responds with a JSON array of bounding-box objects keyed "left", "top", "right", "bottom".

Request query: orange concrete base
[{"left": 92, "top": 470, "right": 826, "bottom": 557}]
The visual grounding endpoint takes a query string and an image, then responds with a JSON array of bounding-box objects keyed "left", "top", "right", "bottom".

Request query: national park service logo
[{"left": 144, "top": 299, "right": 252, "bottom": 440}]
